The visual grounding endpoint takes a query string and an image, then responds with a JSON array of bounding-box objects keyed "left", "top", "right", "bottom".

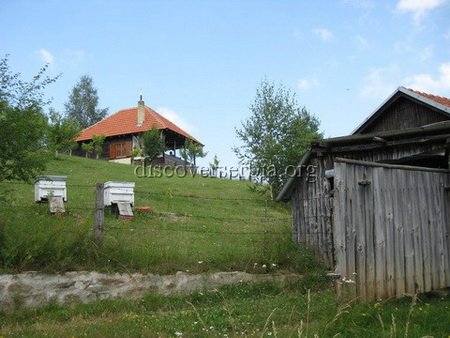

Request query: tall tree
[
  {"left": 234, "top": 80, "right": 322, "bottom": 197},
  {"left": 0, "top": 55, "right": 58, "bottom": 183},
  {"left": 65, "top": 75, "right": 108, "bottom": 129},
  {"left": 47, "top": 108, "right": 80, "bottom": 157}
]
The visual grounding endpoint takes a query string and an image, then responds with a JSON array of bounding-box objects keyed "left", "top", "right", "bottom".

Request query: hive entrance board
[
  {"left": 49, "top": 196, "right": 65, "bottom": 214},
  {"left": 116, "top": 202, "right": 133, "bottom": 218}
]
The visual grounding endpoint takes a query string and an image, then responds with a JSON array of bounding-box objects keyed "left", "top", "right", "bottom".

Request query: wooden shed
[{"left": 277, "top": 87, "right": 450, "bottom": 302}]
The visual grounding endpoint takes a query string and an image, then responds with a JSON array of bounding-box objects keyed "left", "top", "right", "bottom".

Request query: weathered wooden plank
[
  {"left": 430, "top": 175, "right": 444, "bottom": 290},
  {"left": 435, "top": 175, "right": 447, "bottom": 289},
  {"left": 382, "top": 168, "right": 395, "bottom": 298},
  {"left": 444, "top": 181, "right": 450, "bottom": 286},
  {"left": 393, "top": 168, "right": 406, "bottom": 298},
  {"left": 411, "top": 171, "right": 424, "bottom": 294},
  {"left": 345, "top": 163, "right": 357, "bottom": 300},
  {"left": 373, "top": 167, "right": 387, "bottom": 300},
  {"left": 333, "top": 162, "right": 347, "bottom": 301},
  {"left": 403, "top": 171, "right": 416, "bottom": 295},
  {"left": 354, "top": 165, "right": 368, "bottom": 301},
  {"left": 420, "top": 171, "right": 432, "bottom": 292},
  {"left": 429, "top": 176, "right": 440, "bottom": 291},
  {"left": 363, "top": 167, "right": 376, "bottom": 301}
]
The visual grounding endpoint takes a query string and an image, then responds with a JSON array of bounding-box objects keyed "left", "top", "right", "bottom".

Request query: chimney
[{"left": 137, "top": 92, "right": 145, "bottom": 126}]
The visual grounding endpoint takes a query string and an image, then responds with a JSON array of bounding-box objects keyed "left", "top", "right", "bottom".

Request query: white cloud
[
  {"left": 360, "top": 65, "right": 400, "bottom": 98},
  {"left": 312, "top": 28, "right": 333, "bottom": 42},
  {"left": 403, "top": 62, "right": 450, "bottom": 94},
  {"left": 396, "top": 0, "right": 448, "bottom": 21},
  {"left": 418, "top": 46, "right": 433, "bottom": 62},
  {"left": 298, "top": 78, "right": 319, "bottom": 90},
  {"left": 38, "top": 49, "right": 54, "bottom": 64},
  {"left": 157, "top": 107, "right": 197, "bottom": 133}
]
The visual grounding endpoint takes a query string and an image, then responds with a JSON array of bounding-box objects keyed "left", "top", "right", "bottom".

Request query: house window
[{"left": 109, "top": 140, "right": 132, "bottom": 159}]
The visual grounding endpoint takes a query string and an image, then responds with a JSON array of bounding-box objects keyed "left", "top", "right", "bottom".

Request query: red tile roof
[
  {"left": 76, "top": 105, "right": 202, "bottom": 145},
  {"left": 410, "top": 89, "right": 450, "bottom": 108}
]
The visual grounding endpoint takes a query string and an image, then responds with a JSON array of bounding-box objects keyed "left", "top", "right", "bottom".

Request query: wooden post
[{"left": 94, "top": 183, "right": 104, "bottom": 243}]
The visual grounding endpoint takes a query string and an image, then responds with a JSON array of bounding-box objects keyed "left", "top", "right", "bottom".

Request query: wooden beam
[
  {"left": 372, "top": 136, "right": 387, "bottom": 143},
  {"left": 316, "top": 133, "right": 450, "bottom": 154},
  {"left": 334, "top": 157, "right": 450, "bottom": 173}
]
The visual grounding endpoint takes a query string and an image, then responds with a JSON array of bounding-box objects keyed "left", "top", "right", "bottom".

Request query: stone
[{"left": 0, "top": 271, "right": 303, "bottom": 309}]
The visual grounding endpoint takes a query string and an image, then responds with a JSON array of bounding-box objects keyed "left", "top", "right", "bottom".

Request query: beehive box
[
  {"left": 34, "top": 175, "right": 67, "bottom": 202},
  {"left": 103, "top": 181, "right": 135, "bottom": 206}
]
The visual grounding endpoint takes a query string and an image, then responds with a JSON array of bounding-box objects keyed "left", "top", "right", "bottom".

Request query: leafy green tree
[
  {"left": 81, "top": 142, "right": 94, "bottom": 158},
  {"left": 0, "top": 55, "right": 58, "bottom": 183},
  {"left": 92, "top": 134, "right": 106, "bottom": 159},
  {"left": 209, "top": 154, "right": 220, "bottom": 177},
  {"left": 181, "top": 139, "right": 207, "bottom": 167},
  {"left": 80, "top": 135, "right": 105, "bottom": 159},
  {"left": 142, "top": 128, "right": 165, "bottom": 165},
  {"left": 65, "top": 75, "right": 108, "bottom": 129},
  {"left": 47, "top": 108, "right": 80, "bottom": 157},
  {"left": 234, "top": 80, "right": 322, "bottom": 197}
]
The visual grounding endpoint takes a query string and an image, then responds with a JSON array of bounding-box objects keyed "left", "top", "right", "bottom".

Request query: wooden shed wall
[
  {"left": 291, "top": 157, "right": 334, "bottom": 268},
  {"left": 333, "top": 159, "right": 450, "bottom": 302},
  {"left": 291, "top": 140, "right": 448, "bottom": 269},
  {"left": 360, "top": 97, "right": 450, "bottom": 134}
]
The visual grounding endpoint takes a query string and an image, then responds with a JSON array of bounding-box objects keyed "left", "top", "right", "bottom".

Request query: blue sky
[{"left": 1, "top": 0, "right": 449, "bottom": 167}]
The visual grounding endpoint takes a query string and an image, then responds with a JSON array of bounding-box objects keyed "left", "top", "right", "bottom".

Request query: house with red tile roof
[{"left": 76, "top": 96, "right": 202, "bottom": 164}]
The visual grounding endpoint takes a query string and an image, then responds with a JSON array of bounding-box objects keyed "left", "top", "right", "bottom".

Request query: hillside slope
[{"left": 0, "top": 155, "right": 315, "bottom": 274}]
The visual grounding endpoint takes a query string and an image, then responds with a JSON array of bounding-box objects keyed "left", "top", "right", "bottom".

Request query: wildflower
[
  {"left": 175, "top": 331, "right": 183, "bottom": 337},
  {"left": 198, "top": 261, "right": 203, "bottom": 264},
  {"left": 262, "top": 264, "right": 267, "bottom": 268},
  {"left": 271, "top": 263, "right": 276, "bottom": 267}
]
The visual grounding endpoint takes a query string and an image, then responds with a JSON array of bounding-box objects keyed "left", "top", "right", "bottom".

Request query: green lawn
[
  {"left": 0, "top": 155, "right": 313, "bottom": 275},
  {"left": 0, "top": 281, "right": 448, "bottom": 337}
]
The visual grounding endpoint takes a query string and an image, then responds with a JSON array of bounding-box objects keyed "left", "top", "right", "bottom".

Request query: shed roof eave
[{"left": 275, "top": 151, "right": 312, "bottom": 202}]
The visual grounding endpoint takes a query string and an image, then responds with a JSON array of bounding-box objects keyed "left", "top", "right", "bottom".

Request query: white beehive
[
  {"left": 34, "top": 175, "right": 68, "bottom": 202},
  {"left": 103, "top": 181, "right": 135, "bottom": 207}
]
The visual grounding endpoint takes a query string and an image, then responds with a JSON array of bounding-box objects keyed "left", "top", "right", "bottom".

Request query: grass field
[
  {"left": 0, "top": 155, "right": 449, "bottom": 337},
  {"left": 0, "top": 154, "right": 315, "bottom": 275}
]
